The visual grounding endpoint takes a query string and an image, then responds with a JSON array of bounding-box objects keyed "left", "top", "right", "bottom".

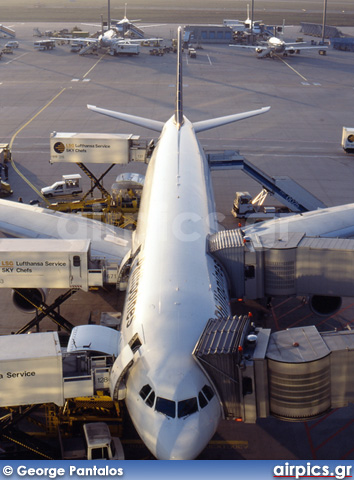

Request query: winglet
[{"left": 174, "top": 26, "right": 184, "bottom": 129}]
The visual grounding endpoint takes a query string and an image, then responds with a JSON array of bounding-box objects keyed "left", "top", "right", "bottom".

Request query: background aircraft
[
  {"left": 230, "top": 35, "right": 328, "bottom": 58},
  {"left": 224, "top": 3, "right": 263, "bottom": 34}
]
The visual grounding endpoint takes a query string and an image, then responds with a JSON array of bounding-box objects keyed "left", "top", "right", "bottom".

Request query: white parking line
[{"left": 5, "top": 52, "right": 28, "bottom": 65}]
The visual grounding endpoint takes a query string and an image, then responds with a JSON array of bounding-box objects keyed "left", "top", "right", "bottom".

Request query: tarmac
[{"left": 1, "top": 22, "right": 354, "bottom": 460}]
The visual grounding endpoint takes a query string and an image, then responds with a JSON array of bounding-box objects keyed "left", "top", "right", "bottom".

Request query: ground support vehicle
[
  {"left": 342, "top": 127, "right": 354, "bottom": 153},
  {"left": 109, "top": 43, "right": 139, "bottom": 56},
  {"left": 60, "top": 422, "right": 124, "bottom": 460},
  {"left": 232, "top": 191, "right": 293, "bottom": 223},
  {"left": 41, "top": 174, "right": 82, "bottom": 198}
]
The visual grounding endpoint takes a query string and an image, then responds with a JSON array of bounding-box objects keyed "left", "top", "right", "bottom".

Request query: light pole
[
  {"left": 251, "top": 0, "right": 255, "bottom": 44},
  {"left": 321, "top": 0, "right": 327, "bottom": 44}
]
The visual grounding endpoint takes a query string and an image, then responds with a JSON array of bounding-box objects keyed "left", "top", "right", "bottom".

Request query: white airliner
[
  {"left": 52, "top": 28, "right": 153, "bottom": 51},
  {"left": 0, "top": 27, "right": 353, "bottom": 459},
  {"left": 230, "top": 36, "right": 328, "bottom": 58},
  {"left": 224, "top": 3, "right": 263, "bottom": 34}
]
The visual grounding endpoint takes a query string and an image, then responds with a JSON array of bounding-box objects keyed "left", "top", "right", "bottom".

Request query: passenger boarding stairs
[
  {"left": 0, "top": 24, "right": 15, "bottom": 38},
  {"left": 207, "top": 150, "right": 326, "bottom": 212},
  {"left": 79, "top": 43, "right": 96, "bottom": 55},
  {"left": 126, "top": 24, "right": 144, "bottom": 39}
]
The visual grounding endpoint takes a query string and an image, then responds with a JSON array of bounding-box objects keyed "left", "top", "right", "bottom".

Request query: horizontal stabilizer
[
  {"left": 193, "top": 106, "right": 270, "bottom": 133},
  {"left": 87, "top": 105, "right": 164, "bottom": 132}
]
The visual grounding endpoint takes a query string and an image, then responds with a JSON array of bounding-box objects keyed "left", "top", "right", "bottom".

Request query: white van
[{"left": 5, "top": 41, "right": 19, "bottom": 49}]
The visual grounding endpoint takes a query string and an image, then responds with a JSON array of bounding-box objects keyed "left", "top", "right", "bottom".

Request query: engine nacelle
[
  {"left": 12, "top": 288, "right": 47, "bottom": 313},
  {"left": 309, "top": 295, "right": 342, "bottom": 317},
  {"left": 287, "top": 48, "right": 296, "bottom": 54},
  {"left": 255, "top": 47, "right": 263, "bottom": 54}
]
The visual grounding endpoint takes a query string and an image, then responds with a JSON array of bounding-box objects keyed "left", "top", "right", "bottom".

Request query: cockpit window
[
  {"left": 139, "top": 384, "right": 152, "bottom": 400},
  {"left": 198, "top": 391, "right": 208, "bottom": 409},
  {"left": 139, "top": 384, "right": 155, "bottom": 408},
  {"left": 202, "top": 384, "right": 215, "bottom": 401},
  {"left": 178, "top": 397, "right": 198, "bottom": 418},
  {"left": 198, "top": 385, "right": 215, "bottom": 409},
  {"left": 155, "top": 397, "right": 176, "bottom": 418},
  {"left": 145, "top": 390, "right": 155, "bottom": 408}
]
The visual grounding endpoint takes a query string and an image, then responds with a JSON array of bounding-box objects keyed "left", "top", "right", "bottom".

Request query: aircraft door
[{"left": 69, "top": 254, "right": 85, "bottom": 290}]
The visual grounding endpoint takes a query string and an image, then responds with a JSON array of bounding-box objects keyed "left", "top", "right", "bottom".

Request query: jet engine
[
  {"left": 12, "top": 288, "right": 47, "bottom": 313},
  {"left": 255, "top": 47, "right": 263, "bottom": 54},
  {"left": 287, "top": 47, "right": 296, "bottom": 54},
  {"left": 309, "top": 295, "right": 342, "bottom": 317}
]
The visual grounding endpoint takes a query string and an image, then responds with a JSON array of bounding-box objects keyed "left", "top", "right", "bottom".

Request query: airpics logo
[{"left": 53, "top": 141, "right": 65, "bottom": 154}]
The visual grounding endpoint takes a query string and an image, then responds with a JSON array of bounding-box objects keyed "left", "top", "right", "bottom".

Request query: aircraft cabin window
[
  {"left": 155, "top": 397, "right": 176, "bottom": 418},
  {"left": 198, "top": 391, "right": 208, "bottom": 409},
  {"left": 202, "top": 385, "right": 215, "bottom": 402},
  {"left": 178, "top": 397, "right": 198, "bottom": 418}
]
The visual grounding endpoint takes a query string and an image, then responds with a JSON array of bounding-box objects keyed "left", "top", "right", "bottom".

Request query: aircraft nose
[{"left": 154, "top": 404, "right": 220, "bottom": 460}]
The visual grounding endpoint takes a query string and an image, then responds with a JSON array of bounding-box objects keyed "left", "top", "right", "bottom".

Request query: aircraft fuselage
[{"left": 121, "top": 116, "right": 229, "bottom": 459}]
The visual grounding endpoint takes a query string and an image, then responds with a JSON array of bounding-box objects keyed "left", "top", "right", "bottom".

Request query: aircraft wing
[
  {"left": 229, "top": 44, "right": 271, "bottom": 57},
  {"left": 51, "top": 37, "right": 98, "bottom": 44},
  {"left": 229, "top": 44, "right": 262, "bottom": 51},
  {"left": 0, "top": 199, "right": 132, "bottom": 263},
  {"left": 114, "top": 37, "right": 163, "bottom": 45},
  {"left": 285, "top": 45, "right": 328, "bottom": 51}
]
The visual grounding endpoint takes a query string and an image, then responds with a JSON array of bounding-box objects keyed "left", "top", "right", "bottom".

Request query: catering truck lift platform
[{"left": 47, "top": 132, "right": 152, "bottom": 226}]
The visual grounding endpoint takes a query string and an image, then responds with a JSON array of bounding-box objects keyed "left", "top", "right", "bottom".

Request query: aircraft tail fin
[{"left": 174, "top": 26, "right": 183, "bottom": 129}]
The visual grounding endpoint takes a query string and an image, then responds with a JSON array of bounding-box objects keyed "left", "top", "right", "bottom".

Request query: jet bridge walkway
[{"left": 207, "top": 150, "right": 326, "bottom": 212}]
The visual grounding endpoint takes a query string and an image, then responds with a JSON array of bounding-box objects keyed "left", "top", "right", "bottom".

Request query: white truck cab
[
  {"left": 59, "top": 422, "right": 124, "bottom": 460},
  {"left": 41, "top": 174, "right": 82, "bottom": 198},
  {"left": 84, "top": 423, "right": 125, "bottom": 460}
]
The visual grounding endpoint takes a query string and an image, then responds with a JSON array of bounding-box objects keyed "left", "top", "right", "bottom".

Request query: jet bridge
[
  {"left": 209, "top": 229, "right": 354, "bottom": 316},
  {"left": 194, "top": 316, "right": 354, "bottom": 423},
  {"left": 207, "top": 150, "right": 326, "bottom": 212},
  {"left": 3, "top": 317, "right": 354, "bottom": 431}
]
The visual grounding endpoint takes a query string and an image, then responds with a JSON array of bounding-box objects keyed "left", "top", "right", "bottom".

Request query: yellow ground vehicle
[
  {"left": 0, "top": 181, "right": 13, "bottom": 197},
  {"left": 48, "top": 174, "right": 143, "bottom": 229}
]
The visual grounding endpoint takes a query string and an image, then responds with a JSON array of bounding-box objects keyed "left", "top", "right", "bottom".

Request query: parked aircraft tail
[{"left": 87, "top": 26, "right": 270, "bottom": 131}]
